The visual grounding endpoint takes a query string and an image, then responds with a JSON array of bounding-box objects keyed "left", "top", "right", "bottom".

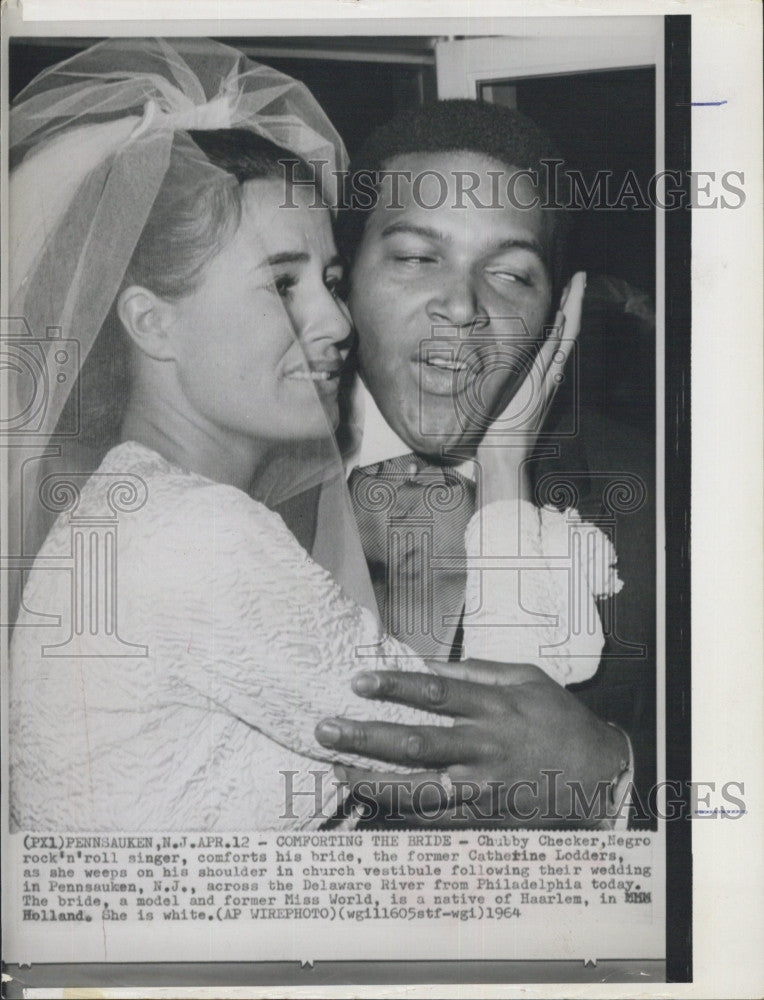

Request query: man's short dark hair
[{"left": 338, "top": 99, "right": 570, "bottom": 293}]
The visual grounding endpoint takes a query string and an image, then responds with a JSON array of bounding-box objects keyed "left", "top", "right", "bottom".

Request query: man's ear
[{"left": 117, "top": 285, "right": 176, "bottom": 361}]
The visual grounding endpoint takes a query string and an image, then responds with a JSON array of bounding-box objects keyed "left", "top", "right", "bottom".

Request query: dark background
[{"left": 10, "top": 38, "right": 656, "bottom": 434}]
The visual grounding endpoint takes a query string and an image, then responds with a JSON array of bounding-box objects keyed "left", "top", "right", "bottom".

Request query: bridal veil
[{"left": 5, "top": 37, "right": 376, "bottom": 624}]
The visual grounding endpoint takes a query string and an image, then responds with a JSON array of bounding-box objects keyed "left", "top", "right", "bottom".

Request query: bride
[{"left": 8, "top": 38, "right": 620, "bottom": 831}]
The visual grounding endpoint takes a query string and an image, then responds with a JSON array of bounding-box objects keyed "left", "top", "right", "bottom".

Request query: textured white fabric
[
  {"left": 10, "top": 442, "right": 618, "bottom": 831},
  {"left": 10, "top": 443, "right": 441, "bottom": 832},
  {"left": 463, "top": 500, "right": 623, "bottom": 684}
]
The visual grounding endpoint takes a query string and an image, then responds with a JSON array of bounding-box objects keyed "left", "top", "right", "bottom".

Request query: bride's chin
[
  {"left": 305, "top": 415, "right": 339, "bottom": 437},
  {"left": 289, "top": 417, "right": 338, "bottom": 441},
  {"left": 260, "top": 395, "right": 339, "bottom": 438},
  {"left": 309, "top": 401, "right": 340, "bottom": 435}
]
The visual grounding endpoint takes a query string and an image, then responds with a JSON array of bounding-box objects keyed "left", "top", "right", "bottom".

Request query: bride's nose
[{"left": 300, "top": 287, "right": 353, "bottom": 358}]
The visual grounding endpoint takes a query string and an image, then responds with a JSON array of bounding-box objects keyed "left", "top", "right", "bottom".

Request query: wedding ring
[{"left": 439, "top": 771, "right": 456, "bottom": 805}]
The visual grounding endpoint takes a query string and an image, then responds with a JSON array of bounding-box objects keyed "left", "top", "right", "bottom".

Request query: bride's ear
[{"left": 117, "top": 285, "right": 177, "bottom": 361}]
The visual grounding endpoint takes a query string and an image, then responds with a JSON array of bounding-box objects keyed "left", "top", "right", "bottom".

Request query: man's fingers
[
  {"left": 538, "top": 307, "right": 566, "bottom": 361},
  {"left": 338, "top": 766, "right": 450, "bottom": 814},
  {"left": 337, "top": 765, "right": 516, "bottom": 827},
  {"left": 549, "top": 271, "right": 585, "bottom": 370},
  {"left": 315, "top": 716, "right": 494, "bottom": 767},
  {"left": 427, "top": 658, "right": 547, "bottom": 687},
  {"left": 349, "top": 668, "right": 514, "bottom": 718},
  {"left": 537, "top": 272, "right": 586, "bottom": 404},
  {"left": 561, "top": 270, "right": 586, "bottom": 334},
  {"left": 340, "top": 766, "right": 442, "bottom": 788}
]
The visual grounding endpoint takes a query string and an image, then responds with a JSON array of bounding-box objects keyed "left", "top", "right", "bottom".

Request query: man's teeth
[
  {"left": 285, "top": 369, "right": 336, "bottom": 381},
  {"left": 426, "top": 356, "right": 466, "bottom": 371}
]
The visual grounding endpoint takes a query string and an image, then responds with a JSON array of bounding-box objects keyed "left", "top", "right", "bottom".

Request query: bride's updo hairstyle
[{"left": 67, "top": 129, "right": 317, "bottom": 451}]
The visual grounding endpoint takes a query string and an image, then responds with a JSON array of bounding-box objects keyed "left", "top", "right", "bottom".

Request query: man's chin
[
  {"left": 411, "top": 389, "right": 512, "bottom": 456},
  {"left": 402, "top": 425, "right": 484, "bottom": 463},
  {"left": 380, "top": 395, "right": 487, "bottom": 460}
]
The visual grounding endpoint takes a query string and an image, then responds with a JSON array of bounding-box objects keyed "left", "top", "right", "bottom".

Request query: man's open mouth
[
  {"left": 417, "top": 352, "right": 476, "bottom": 397},
  {"left": 422, "top": 353, "right": 470, "bottom": 373}
]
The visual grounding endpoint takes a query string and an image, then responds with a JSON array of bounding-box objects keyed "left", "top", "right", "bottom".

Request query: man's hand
[
  {"left": 315, "top": 661, "right": 630, "bottom": 827},
  {"left": 477, "top": 271, "right": 585, "bottom": 508}
]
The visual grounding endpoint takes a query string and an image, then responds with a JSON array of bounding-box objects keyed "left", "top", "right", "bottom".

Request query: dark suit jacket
[{"left": 532, "top": 403, "right": 656, "bottom": 827}]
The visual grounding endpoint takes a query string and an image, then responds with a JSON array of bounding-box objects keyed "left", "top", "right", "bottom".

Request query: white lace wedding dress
[{"left": 10, "top": 441, "right": 621, "bottom": 831}]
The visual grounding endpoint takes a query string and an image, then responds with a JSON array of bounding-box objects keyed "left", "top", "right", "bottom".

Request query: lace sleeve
[
  {"left": 155, "top": 483, "right": 449, "bottom": 770},
  {"left": 462, "top": 500, "right": 623, "bottom": 685}
]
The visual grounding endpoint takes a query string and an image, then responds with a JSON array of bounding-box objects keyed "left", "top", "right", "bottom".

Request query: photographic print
[{"left": 1, "top": 3, "right": 761, "bottom": 997}]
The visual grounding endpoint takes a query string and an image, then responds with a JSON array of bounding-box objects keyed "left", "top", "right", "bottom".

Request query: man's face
[{"left": 349, "top": 151, "right": 555, "bottom": 458}]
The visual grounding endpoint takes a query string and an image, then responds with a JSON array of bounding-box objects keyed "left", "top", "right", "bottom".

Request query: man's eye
[
  {"left": 394, "top": 254, "right": 437, "bottom": 266},
  {"left": 487, "top": 269, "right": 529, "bottom": 286}
]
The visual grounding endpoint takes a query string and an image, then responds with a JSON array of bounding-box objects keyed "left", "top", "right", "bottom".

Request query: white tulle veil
[{"left": 5, "top": 37, "right": 376, "bottom": 623}]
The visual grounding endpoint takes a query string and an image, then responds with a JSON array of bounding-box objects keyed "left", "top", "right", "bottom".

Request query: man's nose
[{"left": 426, "top": 274, "right": 487, "bottom": 331}]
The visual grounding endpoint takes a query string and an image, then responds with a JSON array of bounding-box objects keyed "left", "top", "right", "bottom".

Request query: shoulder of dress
[{"left": 84, "top": 444, "right": 292, "bottom": 555}]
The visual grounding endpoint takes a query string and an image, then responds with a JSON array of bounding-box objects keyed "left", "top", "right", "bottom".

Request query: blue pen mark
[{"left": 690, "top": 100, "right": 728, "bottom": 106}]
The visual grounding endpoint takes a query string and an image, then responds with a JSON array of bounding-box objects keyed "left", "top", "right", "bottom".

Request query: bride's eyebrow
[
  {"left": 255, "top": 252, "right": 345, "bottom": 270},
  {"left": 258, "top": 251, "right": 310, "bottom": 269}
]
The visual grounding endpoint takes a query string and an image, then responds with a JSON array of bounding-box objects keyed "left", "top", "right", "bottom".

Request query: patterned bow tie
[{"left": 349, "top": 454, "right": 476, "bottom": 659}]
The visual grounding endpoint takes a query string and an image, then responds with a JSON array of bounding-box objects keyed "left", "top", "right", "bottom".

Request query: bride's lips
[
  {"left": 282, "top": 357, "right": 345, "bottom": 390},
  {"left": 283, "top": 368, "right": 338, "bottom": 381}
]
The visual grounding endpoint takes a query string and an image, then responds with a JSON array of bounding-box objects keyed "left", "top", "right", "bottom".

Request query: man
[{"left": 315, "top": 100, "right": 655, "bottom": 827}]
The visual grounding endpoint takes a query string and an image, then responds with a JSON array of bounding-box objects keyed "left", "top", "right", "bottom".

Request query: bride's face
[{"left": 167, "top": 179, "right": 351, "bottom": 442}]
